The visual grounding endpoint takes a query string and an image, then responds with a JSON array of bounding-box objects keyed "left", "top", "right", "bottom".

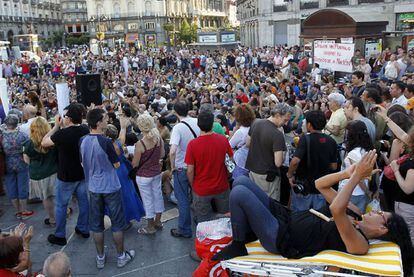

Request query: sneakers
[
  {"left": 117, "top": 250, "right": 135, "bottom": 268},
  {"left": 170, "top": 228, "right": 192, "bottom": 238},
  {"left": 75, "top": 227, "right": 90, "bottom": 238},
  {"left": 48, "top": 234, "right": 67, "bottom": 246},
  {"left": 96, "top": 254, "right": 106, "bottom": 269}
]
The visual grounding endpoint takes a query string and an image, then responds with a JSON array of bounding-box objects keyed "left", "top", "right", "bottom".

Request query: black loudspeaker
[{"left": 76, "top": 74, "right": 102, "bottom": 107}]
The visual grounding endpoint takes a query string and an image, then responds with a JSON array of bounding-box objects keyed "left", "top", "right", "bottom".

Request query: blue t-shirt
[{"left": 80, "top": 134, "right": 120, "bottom": 194}]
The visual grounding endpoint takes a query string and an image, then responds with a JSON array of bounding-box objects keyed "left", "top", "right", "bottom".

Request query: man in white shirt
[
  {"left": 390, "top": 81, "right": 408, "bottom": 107},
  {"left": 152, "top": 92, "right": 167, "bottom": 112},
  {"left": 169, "top": 100, "right": 200, "bottom": 239},
  {"left": 20, "top": 105, "right": 37, "bottom": 136}
]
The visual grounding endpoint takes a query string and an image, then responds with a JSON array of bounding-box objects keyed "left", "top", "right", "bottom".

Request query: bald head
[
  {"left": 23, "top": 105, "right": 37, "bottom": 119},
  {"left": 43, "top": 252, "right": 71, "bottom": 277}
]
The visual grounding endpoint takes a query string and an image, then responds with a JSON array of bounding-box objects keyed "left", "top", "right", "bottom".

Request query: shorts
[
  {"left": 89, "top": 190, "right": 126, "bottom": 233},
  {"left": 192, "top": 189, "right": 230, "bottom": 223},
  {"left": 4, "top": 170, "right": 29, "bottom": 200},
  {"left": 30, "top": 173, "right": 57, "bottom": 200}
]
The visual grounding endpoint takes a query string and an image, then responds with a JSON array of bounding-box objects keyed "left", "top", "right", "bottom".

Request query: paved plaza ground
[{"left": 0, "top": 196, "right": 198, "bottom": 277}]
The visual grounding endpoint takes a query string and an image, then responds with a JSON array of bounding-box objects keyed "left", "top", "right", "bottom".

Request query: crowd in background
[{"left": 0, "top": 42, "right": 414, "bottom": 276}]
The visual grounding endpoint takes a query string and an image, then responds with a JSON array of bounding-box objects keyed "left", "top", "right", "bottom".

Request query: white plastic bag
[
  {"left": 365, "top": 198, "right": 381, "bottom": 213},
  {"left": 196, "top": 218, "right": 232, "bottom": 242}
]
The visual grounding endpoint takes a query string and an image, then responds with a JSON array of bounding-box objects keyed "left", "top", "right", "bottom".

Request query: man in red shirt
[
  {"left": 236, "top": 88, "right": 249, "bottom": 104},
  {"left": 185, "top": 111, "right": 233, "bottom": 223}
]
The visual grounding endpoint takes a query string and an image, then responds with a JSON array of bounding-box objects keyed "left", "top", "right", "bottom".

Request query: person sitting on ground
[
  {"left": 42, "top": 252, "right": 71, "bottom": 277},
  {"left": 212, "top": 151, "right": 414, "bottom": 277},
  {"left": 0, "top": 223, "right": 33, "bottom": 277}
]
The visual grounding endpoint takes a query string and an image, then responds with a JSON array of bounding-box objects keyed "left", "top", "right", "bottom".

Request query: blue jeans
[
  {"left": 232, "top": 165, "right": 249, "bottom": 180},
  {"left": 4, "top": 169, "right": 29, "bottom": 200},
  {"left": 173, "top": 170, "right": 192, "bottom": 236},
  {"left": 55, "top": 179, "right": 89, "bottom": 238},
  {"left": 230, "top": 176, "right": 279, "bottom": 254},
  {"left": 290, "top": 192, "right": 326, "bottom": 212}
]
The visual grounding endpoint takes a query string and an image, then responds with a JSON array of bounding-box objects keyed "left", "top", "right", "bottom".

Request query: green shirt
[
  {"left": 212, "top": 122, "right": 225, "bottom": 135},
  {"left": 23, "top": 140, "right": 58, "bottom": 180}
]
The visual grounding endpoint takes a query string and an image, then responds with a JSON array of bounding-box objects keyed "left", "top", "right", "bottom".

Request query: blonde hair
[
  {"left": 30, "top": 117, "right": 51, "bottom": 153},
  {"left": 137, "top": 113, "right": 160, "bottom": 143}
]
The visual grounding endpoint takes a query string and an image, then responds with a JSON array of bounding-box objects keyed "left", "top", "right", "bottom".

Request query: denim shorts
[
  {"left": 89, "top": 190, "right": 126, "bottom": 233},
  {"left": 4, "top": 170, "right": 29, "bottom": 200}
]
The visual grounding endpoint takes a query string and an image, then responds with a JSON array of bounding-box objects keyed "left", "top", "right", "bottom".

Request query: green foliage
[
  {"left": 66, "top": 34, "right": 89, "bottom": 46},
  {"left": 179, "top": 19, "right": 197, "bottom": 44},
  {"left": 163, "top": 23, "right": 174, "bottom": 32},
  {"left": 51, "top": 30, "right": 64, "bottom": 45}
]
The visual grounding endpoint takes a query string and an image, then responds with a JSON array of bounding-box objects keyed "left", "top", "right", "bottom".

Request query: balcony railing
[
  {"left": 300, "top": 1, "right": 319, "bottom": 9},
  {"left": 358, "top": 0, "right": 384, "bottom": 3},
  {"left": 327, "top": 0, "right": 349, "bottom": 6},
  {"left": 89, "top": 11, "right": 164, "bottom": 20},
  {"left": 273, "top": 5, "right": 288, "bottom": 12}
]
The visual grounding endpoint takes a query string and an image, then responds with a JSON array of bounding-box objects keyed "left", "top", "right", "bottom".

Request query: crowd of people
[{"left": 0, "top": 43, "right": 414, "bottom": 276}]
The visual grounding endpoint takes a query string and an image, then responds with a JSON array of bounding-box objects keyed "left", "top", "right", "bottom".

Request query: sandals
[
  {"left": 155, "top": 223, "right": 164, "bottom": 230},
  {"left": 137, "top": 226, "right": 156, "bottom": 235},
  {"left": 44, "top": 218, "right": 56, "bottom": 227}
]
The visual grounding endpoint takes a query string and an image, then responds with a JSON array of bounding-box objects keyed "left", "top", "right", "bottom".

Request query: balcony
[
  {"left": 273, "top": 5, "right": 288, "bottom": 12},
  {"left": 327, "top": 0, "right": 349, "bottom": 7},
  {"left": 300, "top": 1, "right": 319, "bottom": 9},
  {"left": 358, "top": 0, "right": 384, "bottom": 3}
]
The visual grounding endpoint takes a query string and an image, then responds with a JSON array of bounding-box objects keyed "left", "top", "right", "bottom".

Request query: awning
[{"left": 125, "top": 33, "right": 139, "bottom": 43}]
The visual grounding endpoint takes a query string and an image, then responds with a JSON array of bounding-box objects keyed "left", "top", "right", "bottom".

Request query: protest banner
[
  {"left": 56, "top": 82, "right": 70, "bottom": 116},
  {"left": 0, "top": 78, "right": 9, "bottom": 115},
  {"left": 313, "top": 41, "right": 355, "bottom": 73}
]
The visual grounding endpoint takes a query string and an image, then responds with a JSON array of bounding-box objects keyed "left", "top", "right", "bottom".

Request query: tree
[
  {"left": 179, "top": 19, "right": 196, "bottom": 44},
  {"left": 51, "top": 31, "right": 64, "bottom": 47},
  {"left": 66, "top": 34, "right": 89, "bottom": 47}
]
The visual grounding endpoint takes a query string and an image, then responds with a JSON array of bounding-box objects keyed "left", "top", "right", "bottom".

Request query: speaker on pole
[{"left": 76, "top": 74, "right": 102, "bottom": 107}]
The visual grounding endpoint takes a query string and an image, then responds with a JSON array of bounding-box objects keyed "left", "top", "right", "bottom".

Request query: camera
[{"left": 293, "top": 181, "right": 309, "bottom": 196}]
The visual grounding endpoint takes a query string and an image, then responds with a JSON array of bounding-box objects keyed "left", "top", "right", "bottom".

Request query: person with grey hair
[
  {"left": 1, "top": 114, "right": 32, "bottom": 218},
  {"left": 42, "top": 252, "right": 72, "bottom": 277},
  {"left": 245, "top": 103, "right": 291, "bottom": 200},
  {"left": 325, "top": 92, "right": 347, "bottom": 144}
]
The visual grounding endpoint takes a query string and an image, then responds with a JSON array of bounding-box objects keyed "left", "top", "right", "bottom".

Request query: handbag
[{"left": 383, "top": 154, "right": 410, "bottom": 181}]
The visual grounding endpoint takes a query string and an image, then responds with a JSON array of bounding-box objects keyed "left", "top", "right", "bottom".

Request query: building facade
[
  {"left": 238, "top": 0, "right": 414, "bottom": 47},
  {"left": 0, "top": 0, "right": 62, "bottom": 41},
  {"left": 86, "top": 0, "right": 232, "bottom": 46},
  {"left": 61, "top": 0, "right": 87, "bottom": 35}
]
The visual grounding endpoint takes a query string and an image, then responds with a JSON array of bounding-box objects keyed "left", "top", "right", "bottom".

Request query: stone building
[
  {"left": 0, "top": 0, "right": 62, "bottom": 42},
  {"left": 61, "top": 0, "right": 88, "bottom": 35},
  {"left": 237, "top": 0, "right": 414, "bottom": 47}
]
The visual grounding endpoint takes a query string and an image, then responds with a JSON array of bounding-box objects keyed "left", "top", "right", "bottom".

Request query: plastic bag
[
  {"left": 365, "top": 198, "right": 381, "bottom": 213},
  {"left": 196, "top": 218, "right": 232, "bottom": 242}
]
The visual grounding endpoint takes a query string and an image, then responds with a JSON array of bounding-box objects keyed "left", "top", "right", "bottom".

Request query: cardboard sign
[
  {"left": 0, "top": 78, "right": 9, "bottom": 115},
  {"left": 313, "top": 41, "right": 355, "bottom": 73},
  {"left": 56, "top": 82, "right": 70, "bottom": 116}
]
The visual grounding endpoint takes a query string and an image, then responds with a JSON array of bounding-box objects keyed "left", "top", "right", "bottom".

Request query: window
[
  {"left": 76, "top": 25, "right": 81, "bottom": 32},
  {"left": 68, "top": 26, "right": 73, "bottom": 33},
  {"left": 145, "top": 22, "right": 155, "bottom": 29},
  {"left": 128, "top": 1, "right": 135, "bottom": 13},
  {"left": 145, "top": 0, "right": 152, "bottom": 15},
  {"left": 114, "top": 2, "right": 121, "bottom": 18}
]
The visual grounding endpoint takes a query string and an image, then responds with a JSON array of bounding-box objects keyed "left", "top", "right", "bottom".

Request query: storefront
[
  {"left": 396, "top": 13, "right": 414, "bottom": 32},
  {"left": 301, "top": 9, "right": 388, "bottom": 74}
]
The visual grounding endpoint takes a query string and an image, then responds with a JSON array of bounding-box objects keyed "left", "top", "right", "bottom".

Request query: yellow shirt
[{"left": 325, "top": 108, "right": 347, "bottom": 144}]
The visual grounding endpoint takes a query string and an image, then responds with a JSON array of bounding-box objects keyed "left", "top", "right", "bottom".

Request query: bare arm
[
  {"left": 187, "top": 164, "right": 195, "bottom": 186},
  {"left": 41, "top": 115, "right": 61, "bottom": 148},
  {"left": 326, "top": 124, "right": 341, "bottom": 136},
  {"left": 23, "top": 154, "right": 30, "bottom": 164},
  {"left": 376, "top": 105, "right": 411, "bottom": 145},
  {"left": 391, "top": 162, "right": 414, "bottom": 195},
  {"left": 169, "top": 144, "right": 178, "bottom": 170},
  {"left": 245, "top": 135, "right": 251, "bottom": 148},
  {"left": 132, "top": 142, "right": 142, "bottom": 168},
  {"left": 328, "top": 151, "right": 378, "bottom": 254},
  {"left": 274, "top": 150, "right": 284, "bottom": 168}
]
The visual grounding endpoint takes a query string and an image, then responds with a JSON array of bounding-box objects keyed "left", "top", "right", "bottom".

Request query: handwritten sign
[
  {"left": 313, "top": 41, "right": 355, "bottom": 73},
  {"left": 56, "top": 83, "right": 70, "bottom": 116},
  {"left": 0, "top": 78, "right": 9, "bottom": 116}
]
